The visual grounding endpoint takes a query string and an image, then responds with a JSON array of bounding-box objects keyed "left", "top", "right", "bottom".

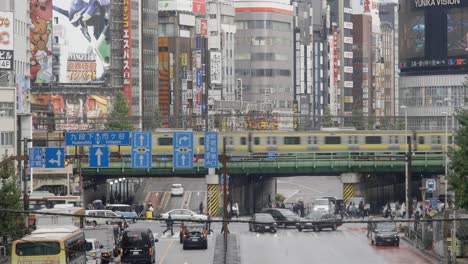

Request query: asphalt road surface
[{"left": 277, "top": 176, "right": 343, "bottom": 204}]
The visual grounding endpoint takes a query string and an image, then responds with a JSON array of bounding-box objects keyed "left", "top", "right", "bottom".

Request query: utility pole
[
  {"left": 219, "top": 137, "right": 229, "bottom": 238},
  {"left": 22, "top": 138, "right": 32, "bottom": 229}
]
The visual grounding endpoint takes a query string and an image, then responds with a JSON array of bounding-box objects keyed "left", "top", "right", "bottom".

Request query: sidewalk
[{"left": 401, "top": 235, "right": 443, "bottom": 264}]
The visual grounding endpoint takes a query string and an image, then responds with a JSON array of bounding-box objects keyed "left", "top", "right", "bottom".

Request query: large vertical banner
[
  {"left": 0, "top": 11, "right": 14, "bottom": 70},
  {"left": 210, "top": 51, "right": 222, "bottom": 84},
  {"left": 30, "top": 0, "right": 52, "bottom": 83},
  {"left": 52, "top": 0, "right": 111, "bottom": 83},
  {"left": 123, "top": 0, "right": 132, "bottom": 113}
]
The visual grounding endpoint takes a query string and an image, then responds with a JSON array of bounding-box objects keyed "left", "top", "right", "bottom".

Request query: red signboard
[
  {"left": 333, "top": 29, "right": 338, "bottom": 86},
  {"left": 193, "top": 0, "right": 206, "bottom": 14},
  {"left": 123, "top": 0, "right": 132, "bottom": 114},
  {"left": 201, "top": 19, "right": 208, "bottom": 37},
  {"left": 364, "top": 0, "right": 371, "bottom": 13}
]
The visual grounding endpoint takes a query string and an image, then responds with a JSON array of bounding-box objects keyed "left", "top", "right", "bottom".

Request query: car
[
  {"left": 83, "top": 225, "right": 122, "bottom": 263},
  {"left": 248, "top": 213, "right": 277, "bottom": 233},
  {"left": 120, "top": 228, "right": 159, "bottom": 264},
  {"left": 85, "top": 210, "right": 127, "bottom": 227},
  {"left": 322, "top": 197, "right": 344, "bottom": 214},
  {"left": 171, "top": 184, "right": 184, "bottom": 196},
  {"left": 261, "top": 208, "right": 300, "bottom": 227},
  {"left": 106, "top": 204, "right": 139, "bottom": 223},
  {"left": 161, "top": 209, "right": 207, "bottom": 222},
  {"left": 85, "top": 238, "right": 103, "bottom": 264},
  {"left": 370, "top": 222, "right": 400, "bottom": 246},
  {"left": 313, "top": 199, "right": 333, "bottom": 213},
  {"left": 296, "top": 212, "right": 342, "bottom": 232},
  {"left": 182, "top": 224, "right": 208, "bottom": 250}
]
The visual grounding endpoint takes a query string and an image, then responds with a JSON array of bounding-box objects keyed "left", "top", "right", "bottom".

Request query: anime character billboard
[
  {"left": 30, "top": 0, "right": 53, "bottom": 84},
  {"left": 52, "top": 0, "right": 111, "bottom": 83}
]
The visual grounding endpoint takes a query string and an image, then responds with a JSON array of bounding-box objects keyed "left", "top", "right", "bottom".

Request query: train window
[
  {"left": 431, "top": 136, "right": 441, "bottom": 144},
  {"left": 325, "top": 136, "right": 341, "bottom": 144},
  {"left": 254, "top": 137, "right": 260, "bottom": 145},
  {"left": 272, "top": 137, "right": 277, "bottom": 144},
  {"left": 158, "top": 137, "right": 173, "bottom": 146},
  {"left": 307, "top": 137, "right": 312, "bottom": 144},
  {"left": 389, "top": 136, "right": 399, "bottom": 144},
  {"left": 199, "top": 137, "right": 204, "bottom": 145},
  {"left": 418, "top": 136, "right": 425, "bottom": 144},
  {"left": 284, "top": 137, "right": 300, "bottom": 145},
  {"left": 365, "top": 136, "right": 381, "bottom": 144},
  {"left": 266, "top": 137, "right": 276, "bottom": 145},
  {"left": 308, "top": 136, "right": 317, "bottom": 145},
  {"left": 225, "top": 137, "right": 233, "bottom": 145},
  {"left": 267, "top": 137, "right": 271, "bottom": 145},
  {"left": 313, "top": 137, "right": 317, "bottom": 144},
  {"left": 240, "top": 137, "right": 247, "bottom": 145}
]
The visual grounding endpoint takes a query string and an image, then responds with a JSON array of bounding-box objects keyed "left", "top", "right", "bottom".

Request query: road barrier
[
  {"left": 208, "top": 184, "right": 219, "bottom": 216},
  {"left": 343, "top": 183, "right": 354, "bottom": 204}
]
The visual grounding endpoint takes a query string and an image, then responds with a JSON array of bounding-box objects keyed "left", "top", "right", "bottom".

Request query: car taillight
[
  {"left": 92, "top": 252, "right": 96, "bottom": 257},
  {"left": 203, "top": 231, "right": 207, "bottom": 238},
  {"left": 183, "top": 234, "right": 187, "bottom": 239},
  {"left": 120, "top": 248, "right": 123, "bottom": 255},
  {"left": 149, "top": 247, "right": 153, "bottom": 253},
  {"left": 102, "top": 253, "right": 109, "bottom": 257}
]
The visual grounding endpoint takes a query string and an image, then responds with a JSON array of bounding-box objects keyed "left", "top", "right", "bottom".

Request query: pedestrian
[
  {"left": 221, "top": 214, "right": 231, "bottom": 234},
  {"left": 339, "top": 203, "right": 345, "bottom": 219},
  {"left": 358, "top": 200, "right": 365, "bottom": 219},
  {"left": 146, "top": 204, "right": 154, "bottom": 219},
  {"left": 414, "top": 210, "right": 420, "bottom": 230},
  {"left": 232, "top": 202, "right": 239, "bottom": 218},
  {"left": 163, "top": 214, "right": 174, "bottom": 236},
  {"left": 206, "top": 215, "right": 213, "bottom": 234},
  {"left": 199, "top": 202, "right": 204, "bottom": 215},
  {"left": 367, "top": 216, "right": 374, "bottom": 237}
]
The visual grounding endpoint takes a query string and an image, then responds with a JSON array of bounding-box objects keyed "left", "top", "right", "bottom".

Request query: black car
[
  {"left": 296, "top": 212, "right": 342, "bottom": 232},
  {"left": 182, "top": 224, "right": 208, "bottom": 250},
  {"left": 249, "top": 213, "right": 277, "bottom": 233},
  {"left": 370, "top": 222, "right": 399, "bottom": 246},
  {"left": 261, "top": 208, "right": 300, "bottom": 227},
  {"left": 120, "top": 228, "right": 158, "bottom": 264}
]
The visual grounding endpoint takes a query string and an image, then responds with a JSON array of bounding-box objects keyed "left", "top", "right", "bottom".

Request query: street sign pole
[{"left": 220, "top": 154, "right": 229, "bottom": 240}]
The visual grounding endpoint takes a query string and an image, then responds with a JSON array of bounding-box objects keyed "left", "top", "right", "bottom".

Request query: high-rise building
[
  {"left": 234, "top": 0, "right": 294, "bottom": 108},
  {"left": 379, "top": 1, "right": 399, "bottom": 119},
  {"left": 399, "top": 1, "right": 468, "bottom": 130},
  {"left": 131, "top": 0, "right": 159, "bottom": 130},
  {"left": 328, "top": 0, "right": 353, "bottom": 125}
]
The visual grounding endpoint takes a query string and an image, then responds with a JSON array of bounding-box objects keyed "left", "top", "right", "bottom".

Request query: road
[{"left": 277, "top": 176, "right": 342, "bottom": 203}]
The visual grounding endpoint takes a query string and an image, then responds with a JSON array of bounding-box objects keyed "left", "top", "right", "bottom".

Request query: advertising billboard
[
  {"left": 52, "top": 0, "right": 111, "bottom": 83},
  {"left": 0, "top": 11, "right": 13, "bottom": 70},
  {"left": 123, "top": 0, "right": 132, "bottom": 113},
  {"left": 32, "top": 94, "right": 108, "bottom": 132},
  {"left": 210, "top": 52, "right": 222, "bottom": 85},
  {"left": 193, "top": 0, "right": 206, "bottom": 14},
  {"left": 159, "top": 0, "right": 193, "bottom": 12},
  {"left": 30, "top": 0, "right": 52, "bottom": 83},
  {"left": 447, "top": 7, "right": 468, "bottom": 56}
]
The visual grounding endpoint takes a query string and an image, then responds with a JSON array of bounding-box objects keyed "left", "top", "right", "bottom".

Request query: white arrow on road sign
[
  {"left": 181, "top": 155, "right": 186, "bottom": 166},
  {"left": 139, "top": 155, "right": 144, "bottom": 166},
  {"left": 95, "top": 148, "right": 103, "bottom": 166},
  {"left": 139, "top": 134, "right": 145, "bottom": 146},
  {"left": 49, "top": 149, "right": 62, "bottom": 166},
  {"left": 179, "top": 136, "right": 189, "bottom": 145}
]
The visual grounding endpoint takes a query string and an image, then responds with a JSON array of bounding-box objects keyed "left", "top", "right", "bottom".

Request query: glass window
[
  {"left": 419, "top": 136, "right": 425, "bottom": 145},
  {"left": 284, "top": 137, "right": 300, "bottom": 145},
  {"left": 199, "top": 137, "right": 204, "bottom": 145},
  {"left": 365, "top": 136, "right": 382, "bottom": 144},
  {"left": 254, "top": 137, "right": 260, "bottom": 145},
  {"left": 431, "top": 136, "right": 441, "bottom": 144},
  {"left": 240, "top": 137, "right": 247, "bottom": 145},
  {"left": 16, "top": 242, "right": 61, "bottom": 256},
  {"left": 0, "top": 102, "right": 13, "bottom": 117},
  {"left": 325, "top": 137, "right": 341, "bottom": 144},
  {"left": 158, "top": 137, "right": 173, "bottom": 146},
  {"left": 0, "top": 132, "right": 13, "bottom": 146}
]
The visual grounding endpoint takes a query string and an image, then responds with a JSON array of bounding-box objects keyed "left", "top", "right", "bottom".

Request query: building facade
[{"left": 234, "top": 0, "right": 294, "bottom": 108}]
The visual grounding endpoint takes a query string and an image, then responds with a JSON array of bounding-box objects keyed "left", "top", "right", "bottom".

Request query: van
[
  {"left": 121, "top": 228, "right": 158, "bottom": 264},
  {"left": 83, "top": 226, "right": 121, "bottom": 264},
  {"left": 85, "top": 238, "right": 103, "bottom": 264},
  {"left": 85, "top": 209, "right": 126, "bottom": 227}
]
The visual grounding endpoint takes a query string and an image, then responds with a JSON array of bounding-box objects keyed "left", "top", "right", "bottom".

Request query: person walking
[
  {"left": 358, "top": 200, "right": 365, "bottom": 219},
  {"left": 199, "top": 202, "right": 204, "bottom": 215},
  {"left": 367, "top": 216, "right": 374, "bottom": 237},
  {"left": 163, "top": 214, "right": 174, "bottom": 236},
  {"left": 146, "top": 204, "right": 154, "bottom": 219},
  {"left": 206, "top": 215, "right": 213, "bottom": 234}
]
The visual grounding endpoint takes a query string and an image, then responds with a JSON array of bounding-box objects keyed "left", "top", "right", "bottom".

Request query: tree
[
  {"left": 106, "top": 91, "right": 133, "bottom": 131},
  {"left": 352, "top": 108, "right": 366, "bottom": 130},
  {"left": 0, "top": 160, "right": 24, "bottom": 243},
  {"left": 449, "top": 110, "right": 468, "bottom": 209},
  {"left": 150, "top": 106, "right": 162, "bottom": 131},
  {"left": 322, "top": 107, "right": 334, "bottom": 128}
]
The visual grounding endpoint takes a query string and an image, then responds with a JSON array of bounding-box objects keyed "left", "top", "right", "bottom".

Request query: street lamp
[
  {"left": 401, "top": 105, "right": 409, "bottom": 219},
  {"left": 109, "top": 181, "right": 114, "bottom": 202},
  {"left": 420, "top": 186, "right": 428, "bottom": 249},
  {"left": 442, "top": 112, "right": 449, "bottom": 208}
]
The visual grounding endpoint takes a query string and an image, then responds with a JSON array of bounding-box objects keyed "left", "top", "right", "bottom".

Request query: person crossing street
[{"left": 163, "top": 214, "right": 174, "bottom": 236}]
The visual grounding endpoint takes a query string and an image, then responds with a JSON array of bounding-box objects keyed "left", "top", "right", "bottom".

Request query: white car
[
  {"left": 85, "top": 210, "right": 126, "bottom": 226},
  {"left": 161, "top": 209, "right": 207, "bottom": 221},
  {"left": 313, "top": 199, "right": 332, "bottom": 213},
  {"left": 171, "top": 184, "right": 184, "bottom": 196},
  {"left": 85, "top": 238, "right": 103, "bottom": 264}
]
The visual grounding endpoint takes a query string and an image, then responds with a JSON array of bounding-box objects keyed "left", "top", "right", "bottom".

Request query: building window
[
  {"left": 0, "top": 102, "right": 13, "bottom": 117},
  {"left": 1, "top": 132, "right": 13, "bottom": 146}
]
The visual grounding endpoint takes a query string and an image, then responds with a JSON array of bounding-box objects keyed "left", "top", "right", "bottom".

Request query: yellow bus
[{"left": 12, "top": 226, "right": 86, "bottom": 264}]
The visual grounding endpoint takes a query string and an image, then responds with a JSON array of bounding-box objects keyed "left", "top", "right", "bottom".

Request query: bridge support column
[
  {"left": 206, "top": 172, "right": 220, "bottom": 217},
  {"left": 341, "top": 173, "right": 360, "bottom": 205}
]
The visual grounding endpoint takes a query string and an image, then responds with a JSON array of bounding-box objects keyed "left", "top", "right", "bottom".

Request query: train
[{"left": 32, "top": 130, "right": 452, "bottom": 154}]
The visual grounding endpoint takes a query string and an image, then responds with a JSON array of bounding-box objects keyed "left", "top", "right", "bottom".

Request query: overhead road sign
[
  {"left": 204, "top": 131, "right": 218, "bottom": 168},
  {"left": 65, "top": 131, "right": 131, "bottom": 146},
  {"left": 131, "top": 132, "right": 152, "bottom": 169},
  {"left": 89, "top": 147, "right": 110, "bottom": 168},
  {"left": 29, "top": 148, "right": 43, "bottom": 168},
  {"left": 45, "top": 148, "right": 65, "bottom": 168},
  {"left": 173, "top": 132, "right": 194, "bottom": 169}
]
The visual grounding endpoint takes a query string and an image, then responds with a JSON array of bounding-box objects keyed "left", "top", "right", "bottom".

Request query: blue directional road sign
[
  {"left": 45, "top": 147, "right": 65, "bottom": 168},
  {"left": 131, "top": 132, "right": 152, "bottom": 169},
  {"left": 204, "top": 131, "right": 218, "bottom": 168},
  {"left": 29, "top": 148, "right": 43, "bottom": 168},
  {"left": 65, "top": 131, "right": 130, "bottom": 146},
  {"left": 426, "top": 178, "right": 436, "bottom": 193},
  {"left": 89, "top": 147, "right": 110, "bottom": 168},
  {"left": 173, "top": 132, "right": 194, "bottom": 169}
]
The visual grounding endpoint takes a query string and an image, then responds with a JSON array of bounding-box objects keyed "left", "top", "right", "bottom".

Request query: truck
[{"left": 82, "top": 226, "right": 121, "bottom": 264}]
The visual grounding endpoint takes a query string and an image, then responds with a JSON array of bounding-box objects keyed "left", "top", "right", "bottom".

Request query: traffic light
[
  {"left": 193, "top": 155, "right": 198, "bottom": 163},
  {"left": 64, "top": 159, "right": 69, "bottom": 166}
]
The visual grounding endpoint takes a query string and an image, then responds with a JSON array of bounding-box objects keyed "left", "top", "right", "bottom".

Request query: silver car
[{"left": 161, "top": 209, "right": 207, "bottom": 221}]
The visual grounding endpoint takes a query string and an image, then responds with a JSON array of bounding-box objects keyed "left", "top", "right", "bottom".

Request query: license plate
[
  {"left": 265, "top": 226, "right": 270, "bottom": 229},
  {"left": 133, "top": 251, "right": 140, "bottom": 255}
]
